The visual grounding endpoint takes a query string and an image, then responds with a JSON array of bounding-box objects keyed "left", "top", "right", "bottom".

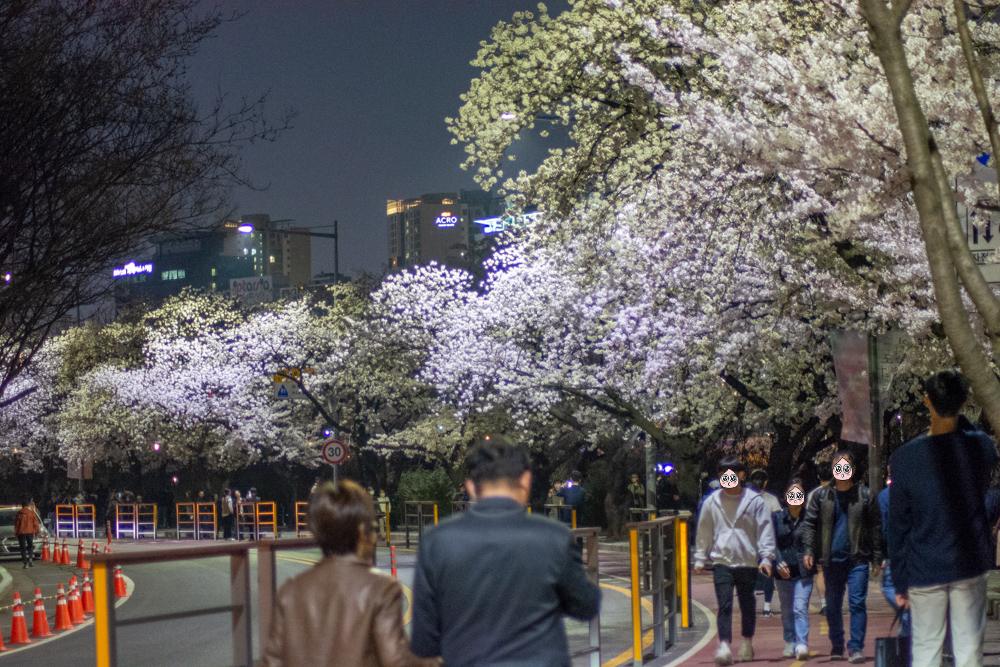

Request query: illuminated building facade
[{"left": 387, "top": 190, "right": 502, "bottom": 270}]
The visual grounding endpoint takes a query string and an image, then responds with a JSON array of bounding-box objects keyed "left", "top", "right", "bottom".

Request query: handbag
[{"left": 874, "top": 608, "right": 909, "bottom": 667}]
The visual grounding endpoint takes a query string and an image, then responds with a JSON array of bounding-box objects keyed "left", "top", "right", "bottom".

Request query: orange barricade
[
  {"left": 254, "top": 502, "right": 277, "bottom": 539},
  {"left": 116, "top": 504, "right": 159, "bottom": 539},
  {"left": 236, "top": 502, "right": 257, "bottom": 540},
  {"left": 176, "top": 503, "right": 216, "bottom": 539},
  {"left": 115, "top": 504, "right": 138, "bottom": 539},
  {"left": 295, "top": 502, "right": 311, "bottom": 537},
  {"left": 55, "top": 505, "right": 96, "bottom": 538},
  {"left": 195, "top": 503, "right": 217, "bottom": 540},
  {"left": 175, "top": 503, "right": 197, "bottom": 539}
]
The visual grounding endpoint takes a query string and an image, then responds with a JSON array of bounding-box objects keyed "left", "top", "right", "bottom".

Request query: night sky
[{"left": 189, "top": 0, "right": 568, "bottom": 278}]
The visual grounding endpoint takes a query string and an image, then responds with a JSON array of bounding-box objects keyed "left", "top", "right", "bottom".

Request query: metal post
[
  {"left": 257, "top": 542, "right": 277, "bottom": 645},
  {"left": 652, "top": 524, "right": 665, "bottom": 655},
  {"left": 94, "top": 561, "right": 117, "bottom": 667},
  {"left": 231, "top": 549, "right": 253, "bottom": 667},
  {"left": 868, "top": 333, "right": 884, "bottom": 494},
  {"left": 433, "top": 503, "right": 438, "bottom": 525},
  {"left": 630, "top": 528, "right": 642, "bottom": 667},
  {"left": 333, "top": 463, "right": 339, "bottom": 485},
  {"left": 646, "top": 437, "right": 656, "bottom": 510},
  {"left": 676, "top": 518, "right": 690, "bottom": 628},
  {"left": 333, "top": 219, "right": 339, "bottom": 283}
]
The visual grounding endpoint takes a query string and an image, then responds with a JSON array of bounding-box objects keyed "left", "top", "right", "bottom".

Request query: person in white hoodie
[{"left": 695, "top": 456, "right": 777, "bottom": 665}]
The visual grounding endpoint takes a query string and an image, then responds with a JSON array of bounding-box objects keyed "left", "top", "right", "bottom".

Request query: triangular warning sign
[{"left": 277, "top": 385, "right": 289, "bottom": 397}]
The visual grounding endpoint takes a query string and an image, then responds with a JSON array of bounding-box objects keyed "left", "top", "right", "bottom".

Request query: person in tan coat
[{"left": 261, "top": 481, "right": 440, "bottom": 667}]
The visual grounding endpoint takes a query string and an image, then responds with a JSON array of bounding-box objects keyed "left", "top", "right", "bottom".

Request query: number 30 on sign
[{"left": 322, "top": 439, "right": 348, "bottom": 465}]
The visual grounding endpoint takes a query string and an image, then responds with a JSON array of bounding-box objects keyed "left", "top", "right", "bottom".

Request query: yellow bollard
[
  {"left": 572, "top": 509, "right": 577, "bottom": 529},
  {"left": 386, "top": 508, "right": 391, "bottom": 545},
  {"left": 526, "top": 506, "right": 531, "bottom": 514},
  {"left": 94, "top": 562, "right": 111, "bottom": 667},
  {"left": 677, "top": 519, "right": 690, "bottom": 628},
  {"left": 630, "top": 528, "right": 641, "bottom": 663},
  {"left": 433, "top": 504, "right": 438, "bottom": 525}
]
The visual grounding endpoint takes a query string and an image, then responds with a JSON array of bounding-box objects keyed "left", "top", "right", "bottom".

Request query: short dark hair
[
  {"left": 816, "top": 461, "right": 833, "bottom": 482},
  {"left": 833, "top": 449, "right": 855, "bottom": 467},
  {"left": 785, "top": 477, "right": 805, "bottom": 492},
  {"left": 467, "top": 438, "right": 530, "bottom": 486},
  {"left": 570, "top": 470, "right": 582, "bottom": 483},
  {"left": 925, "top": 370, "right": 970, "bottom": 418},
  {"left": 309, "top": 480, "right": 375, "bottom": 557},
  {"left": 717, "top": 455, "right": 745, "bottom": 476}
]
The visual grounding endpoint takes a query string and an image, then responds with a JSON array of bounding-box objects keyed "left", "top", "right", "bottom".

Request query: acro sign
[
  {"left": 434, "top": 211, "right": 459, "bottom": 228},
  {"left": 112, "top": 261, "right": 153, "bottom": 278}
]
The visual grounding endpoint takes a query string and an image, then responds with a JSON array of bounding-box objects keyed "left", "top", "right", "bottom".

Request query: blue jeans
[
  {"left": 880, "top": 565, "right": 911, "bottom": 637},
  {"left": 775, "top": 576, "right": 813, "bottom": 646},
  {"left": 824, "top": 560, "right": 869, "bottom": 653}
]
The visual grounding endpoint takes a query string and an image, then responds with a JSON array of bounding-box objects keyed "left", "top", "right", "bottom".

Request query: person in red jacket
[{"left": 14, "top": 500, "right": 41, "bottom": 569}]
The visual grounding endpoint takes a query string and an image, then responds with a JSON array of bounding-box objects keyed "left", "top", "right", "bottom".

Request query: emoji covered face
[
  {"left": 785, "top": 485, "right": 805, "bottom": 506},
  {"left": 719, "top": 469, "right": 740, "bottom": 489},
  {"left": 833, "top": 457, "right": 853, "bottom": 481}
]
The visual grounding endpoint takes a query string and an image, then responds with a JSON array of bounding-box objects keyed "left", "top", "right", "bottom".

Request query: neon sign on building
[
  {"left": 473, "top": 211, "right": 543, "bottom": 235},
  {"left": 434, "top": 211, "right": 460, "bottom": 228},
  {"left": 112, "top": 261, "right": 154, "bottom": 278}
]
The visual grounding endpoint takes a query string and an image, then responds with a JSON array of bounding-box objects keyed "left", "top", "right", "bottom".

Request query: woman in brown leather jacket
[{"left": 261, "top": 481, "right": 440, "bottom": 667}]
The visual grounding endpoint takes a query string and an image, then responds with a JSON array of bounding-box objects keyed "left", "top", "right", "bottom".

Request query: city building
[
  {"left": 387, "top": 190, "right": 504, "bottom": 271},
  {"left": 112, "top": 214, "right": 312, "bottom": 309}
]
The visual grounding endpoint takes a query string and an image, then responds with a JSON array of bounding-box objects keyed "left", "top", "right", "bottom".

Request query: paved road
[{"left": 0, "top": 541, "right": 664, "bottom": 667}]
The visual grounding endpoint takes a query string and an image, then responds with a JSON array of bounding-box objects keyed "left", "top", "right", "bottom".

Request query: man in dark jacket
[
  {"left": 888, "top": 370, "right": 999, "bottom": 667},
  {"left": 802, "top": 450, "right": 882, "bottom": 663},
  {"left": 556, "top": 470, "right": 586, "bottom": 525},
  {"left": 411, "top": 440, "right": 600, "bottom": 667}
]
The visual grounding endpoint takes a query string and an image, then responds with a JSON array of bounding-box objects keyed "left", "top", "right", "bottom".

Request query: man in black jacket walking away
[
  {"left": 802, "top": 450, "right": 883, "bottom": 663},
  {"left": 410, "top": 438, "right": 601, "bottom": 667},
  {"left": 888, "top": 371, "right": 999, "bottom": 667}
]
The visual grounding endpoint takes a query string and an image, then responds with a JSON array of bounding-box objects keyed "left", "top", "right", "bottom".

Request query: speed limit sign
[{"left": 321, "top": 439, "right": 348, "bottom": 465}]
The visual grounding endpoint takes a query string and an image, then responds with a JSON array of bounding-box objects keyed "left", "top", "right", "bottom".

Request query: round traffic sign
[{"left": 322, "top": 439, "right": 348, "bottom": 465}]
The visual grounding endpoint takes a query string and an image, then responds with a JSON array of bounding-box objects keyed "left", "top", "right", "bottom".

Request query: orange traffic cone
[
  {"left": 60, "top": 538, "right": 71, "bottom": 565},
  {"left": 54, "top": 584, "right": 73, "bottom": 630},
  {"left": 0, "top": 620, "right": 6, "bottom": 650},
  {"left": 76, "top": 539, "right": 89, "bottom": 570},
  {"left": 91, "top": 542, "right": 99, "bottom": 559},
  {"left": 390, "top": 546, "right": 397, "bottom": 579},
  {"left": 104, "top": 545, "right": 111, "bottom": 554},
  {"left": 10, "top": 593, "right": 32, "bottom": 644},
  {"left": 40, "top": 536, "right": 51, "bottom": 562},
  {"left": 68, "top": 581, "right": 84, "bottom": 625},
  {"left": 81, "top": 573, "right": 95, "bottom": 614},
  {"left": 114, "top": 566, "right": 129, "bottom": 598},
  {"left": 31, "top": 588, "right": 52, "bottom": 638}
]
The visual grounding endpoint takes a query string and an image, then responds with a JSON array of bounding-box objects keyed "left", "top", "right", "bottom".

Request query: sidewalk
[{"left": 643, "top": 569, "right": 1000, "bottom": 666}]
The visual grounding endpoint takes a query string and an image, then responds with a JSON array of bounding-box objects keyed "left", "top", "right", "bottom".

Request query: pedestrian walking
[
  {"left": 556, "top": 470, "right": 586, "bottom": 525},
  {"left": 410, "top": 438, "right": 600, "bottom": 666},
  {"left": 887, "top": 370, "right": 999, "bottom": 667},
  {"left": 221, "top": 489, "right": 234, "bottom": 540},
  {"left": 260, "top": 480, "right": 440, "bottom": 667},
  {"left": 693, "top": 455, "right": 776, "bottom": 665},
  {"left": 14, "top": 500, "right": 40, "bottom": 569},
  {"left": 627, "top": 474, "right": 645, "bottom": 508},
  {"left": 809, "top": 461, "right": 834, "bottom": 616},
  {"left": 772, "top": 478, "right": 816, "bottom": 660},
  {"left": 876, "top": 465, "right": 910, "bottom": 640},
  {"left": 802, "top": 449, "right": 883, "bottom": 663},
  {"left": 749, "top": 469, "right": 781, "bottom": 617}
]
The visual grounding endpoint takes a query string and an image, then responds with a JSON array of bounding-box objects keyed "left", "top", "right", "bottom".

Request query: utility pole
[{"left": 334, "top": 219, "right": 339, "bottom": 283}]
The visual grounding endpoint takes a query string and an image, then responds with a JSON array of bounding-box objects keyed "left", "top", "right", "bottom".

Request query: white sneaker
[
  {"left": 783, "top": 642, "right": 795, "bottom": 658},
  {"left": 795, "top": 644, "right": 810, "bottom": 660},
  {"left": 715, "top": 641, "right": 734, "bottom": 666},
  {"left": 739, "top": 639, "right": 754, "bottom": 662}
]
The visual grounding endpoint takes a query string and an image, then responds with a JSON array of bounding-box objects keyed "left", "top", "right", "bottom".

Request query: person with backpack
[
  {"left": 694, "top": 455, "right": 776, "bottom": 665},
  {"left": 802, "top": 449, "right": 883, "bottom": 663},
  {"left": 772, "top": 478, "right": 816, "bottom": 660}
]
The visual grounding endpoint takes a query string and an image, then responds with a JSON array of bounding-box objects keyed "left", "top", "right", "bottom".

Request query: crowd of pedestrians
[{"left": 694, "top": 369, "right": 999, "bottom": 666}]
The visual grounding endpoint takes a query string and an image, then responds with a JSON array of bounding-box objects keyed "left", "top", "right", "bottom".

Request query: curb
[{"left": 0, "top": 566, "right": 10, "bottom": 601}]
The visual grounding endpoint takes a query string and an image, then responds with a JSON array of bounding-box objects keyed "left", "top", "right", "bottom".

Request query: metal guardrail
[
  {"left": 543, "top": 503, "right": 577, "bottom": 527},
  {"left": 115, "top": 504, "right": 158, "bottom": 539},
  {"left": 90, "top": 537, "right": 318, "bottom": 667},
  {"left": 451, "top": 500, "right": 474, "bottom": 513},
  {"left": 569, "top": 526, "right": 602, "bottom": 666},
  {"left": 55, "top": 504, "right": 96, "bottom": 538},
  {"left": 628, "top": 508, "right": 657, "bottom": 523},
  {"left": 626, "top": 512, "right": 691, "bottom": 666},
  {"left": 403, "top": 501, "right": 438, "bottom": 548}
]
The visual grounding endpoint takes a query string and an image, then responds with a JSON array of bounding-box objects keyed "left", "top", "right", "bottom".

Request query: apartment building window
[
  {"left": 161, "top": 269, "right": 186, "bottom": 281},
  {"left": 211, "top": 268, "right": 216, "bottom": 276}
]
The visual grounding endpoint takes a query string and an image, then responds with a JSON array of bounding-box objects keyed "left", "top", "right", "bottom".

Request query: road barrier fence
[
  {"left": 627, "top": 512, "right": 691, "bottom": 666},
  {"left": 114, "top": 504, "right": 158, "bottom": 540},
  {"left": 403, "top": 501, "right": 438, "bottom": 549},
  {"left": 55, "top": 504, "right": 97, "bottom": 539},
  {"left": 176, "top": 503, "right": 218, "bottom": 540},
  {"left": 236, "top": 502, "right": 278, "bottom": 540},
  {"left": 90, "top": 538, "right": 318, "bottom": 667}
]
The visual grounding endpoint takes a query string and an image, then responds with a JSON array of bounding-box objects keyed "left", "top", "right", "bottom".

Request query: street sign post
[
  {"left": 322, "top": 438, "right": 348, "bottom": 484},
  {"left": 322, "top": 439, "right": 348, "bottom": 465}
]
